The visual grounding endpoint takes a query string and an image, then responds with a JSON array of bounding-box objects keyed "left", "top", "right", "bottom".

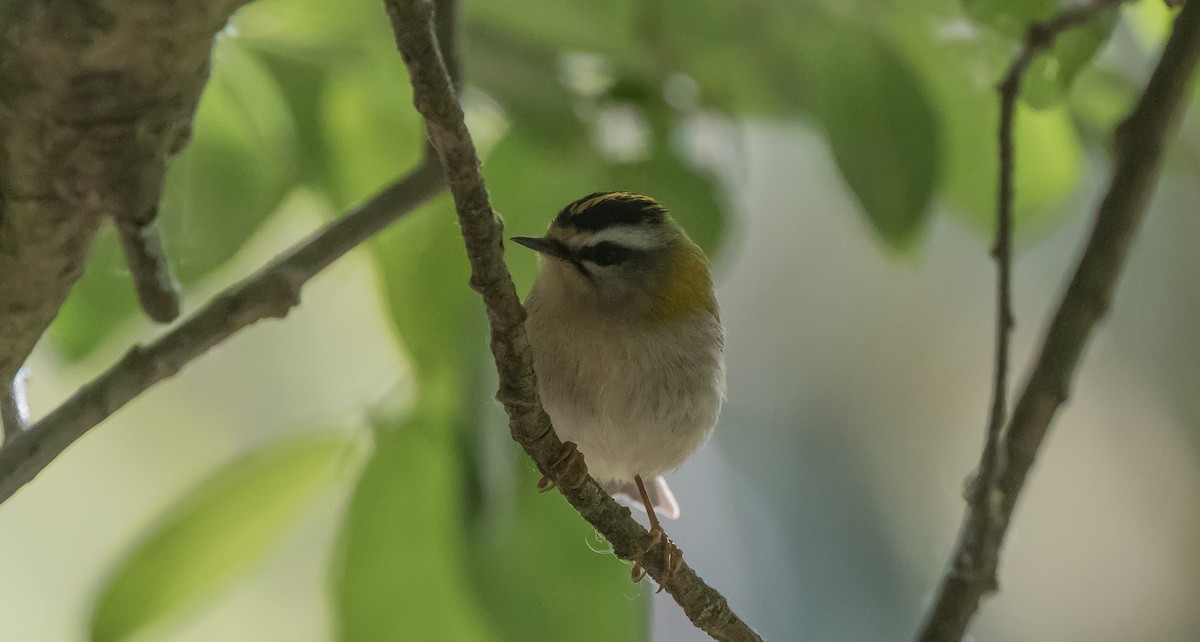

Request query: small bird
[{"left": 512, "top": 192, "right": 725, "bottom": 580}]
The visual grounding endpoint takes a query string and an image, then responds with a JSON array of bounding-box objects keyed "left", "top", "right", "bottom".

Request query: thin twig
[
  {"left": 381, "top": 1, "right": 761, "bottom": 640},
  {"left": 0, "top": 160, "right": 445, "bottom": 504},
  {"left": 919, "top": 2, "right": 1200, "bottom": 639},
  {"left": 959, "top": 0, "right": 1128, "bottom": 611}
]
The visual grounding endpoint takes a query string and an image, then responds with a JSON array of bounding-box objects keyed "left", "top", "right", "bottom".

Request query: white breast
[{"left": 524, "top": 287, "right": 725, "bottom": 484}]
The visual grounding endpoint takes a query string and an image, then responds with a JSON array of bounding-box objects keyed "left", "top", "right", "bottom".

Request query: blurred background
[{"left": 2, "top": 0, "right": 1198, "bottom": 640}]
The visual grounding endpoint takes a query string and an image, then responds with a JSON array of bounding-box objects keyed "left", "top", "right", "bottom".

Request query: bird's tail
[{"left": 604, "top": 475, "right": 680, "bottom": 520}]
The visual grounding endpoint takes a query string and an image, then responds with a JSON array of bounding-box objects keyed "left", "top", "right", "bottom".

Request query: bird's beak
[{"left": 511, "top": 236, "right": 566, "bottom": 258}]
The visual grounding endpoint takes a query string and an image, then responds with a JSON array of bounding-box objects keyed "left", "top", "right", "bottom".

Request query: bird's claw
[
  {"left": 631, "top": 524, "right": 682, "bottom": 592},
  {"left": 537, "top": 441, "right": 588, "bottom": 493}
]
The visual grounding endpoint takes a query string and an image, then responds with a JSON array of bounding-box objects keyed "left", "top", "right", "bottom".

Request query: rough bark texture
[{"left": 0, "top": 0, "right": 244, "bottom": 385}]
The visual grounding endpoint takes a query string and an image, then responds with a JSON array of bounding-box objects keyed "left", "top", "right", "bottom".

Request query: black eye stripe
[{"left": 576, "top": 241, "right": 634, "bottom": 266}]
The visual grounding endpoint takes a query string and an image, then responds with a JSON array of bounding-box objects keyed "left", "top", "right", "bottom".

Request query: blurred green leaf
[
  {"left": 964, "top": 0, "right": 1057, "bottom": 36},
  {"left": 1022, "top": 6, "right": 1120, "bottom": 109},
  {"left": 1070, "top": 64, "right": 1137, "bottom": 146},
  {"left": 236, "top": 0, "right": 410, "bottom": 198},
  {"left": 333, "top": 411, "right": 495, "bottom": 642},
  {"left": 657, "top": 0, "right": 805, "bottom": 114},
  {"left": 1126, "top": 0, "right": 1174, "bottom": 48},
  {"left": 370, "top": 197, "right": 483, "bottom": 384},
  {"left": 1008, "top": 104, "right": 1085, "bottom": 212},
  {"left": 333, "top": 196, "right": 491, "bottom": 638},
  {"left": 49, "top": 227, "right": 138, "bottom": 359},
  {"left": 657, "top": 0, "right": 822, "bottom": 115},
  {"left": 810, "top": 18, "right": 940, "bottom": 248},
  {"left": 609, "top": 153, "right": 727, "bottom": 256},
  {"left": 464, "top": 0, "right": 637, "bottom": 61},
  {"left": 467, "top": 460, "right": 648, "bottom": 642},
  {"left": 465, "top": 26, "right": 590, "bottom": 144},
  {"left": 943, "top": 101, "right": 1084, "bottom": 231},
  {"left": 888, "top": 9, "right": 1083, "bottom": 232},
  {"left": 468, "top": 0, "right": 822, "bottom": 118},
  {"left": 321, "top": 51, "right": 426, "bottom": 211},
  {"left": 232, "top": 0, "right": 393, "bottom": 64},
  {"left": 240, "top": 52, "right": 334, "bottom": 192},
  {"left": 48, "top": 37, "right": 300, "bottom": 359},
  {"left": 158, "top": 36, "right": 301, "bottom": 284},
  {"left": 90, "top": 431, "right": 358, "bottom": 642}
]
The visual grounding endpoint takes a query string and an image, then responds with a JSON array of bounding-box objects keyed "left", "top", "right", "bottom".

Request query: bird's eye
[{"left": 578, "top": 242, "right": 629, "bottom": 267}]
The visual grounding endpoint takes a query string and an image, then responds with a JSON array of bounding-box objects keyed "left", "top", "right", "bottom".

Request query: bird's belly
[{"left": 531, "top": 319, "right": 724, "bottom": 483}]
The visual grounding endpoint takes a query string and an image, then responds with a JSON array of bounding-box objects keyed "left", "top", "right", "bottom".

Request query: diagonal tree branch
[
  {"left": 953, "top": 0, "right": 1126, "bottom": 619},
  {"left": 0, "top": 0, "right": 247, "bottom": 396},
  {"left": 382, "top": 1, "right": 760, "bottom": 640},
  {"left": 919, "top": 2, "right": 1200, "bottom": 639},
  {"left": 0, "top": 159, "right": 445, "bottom": 505}
]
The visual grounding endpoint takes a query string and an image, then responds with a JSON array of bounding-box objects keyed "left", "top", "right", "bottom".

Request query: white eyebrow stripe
[{"left": 567, "top": 225, "right": 663, "bottom": 251}]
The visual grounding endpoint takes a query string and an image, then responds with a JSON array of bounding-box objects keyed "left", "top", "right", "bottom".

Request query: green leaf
[
  {"left": 463, "top": 0, "right": 636, "bottom": 61},
  {"left": 1008, "top": 104, "right": 1085, "bottom": 214},
  {"left": 809, "top": 18, "right": 940, "bottom": 248},
  {"left": 369, "top": 197, "right": 482, "bottom": 386},
  {"left": 655, "top": 0, "right": 823, "bottom": 115},
  {"left": 320, "top": 50, "right": 426, "bottom": 211},
  {"left": 48, "top": 37, "right": 300, "bottom": 359},
  {"left": 1070, "top": 65, "right": 1139, "bottom": 145},
  {"left": 467, "top": 459, "right": 648, "bottom": 642},
  {"left": 332, "top": 412, "right": 494, "bottom": 642},
  {"left": 464, "top": 26, "right": 590, "bottom": 144},
  {"left": 235, "top": 0, "right": 410, "bottom": 198},
  {"left": 655, "top": 0, "right": 804, "bottom": 114},
  {"left": 1126, "top": 0, "right": 1174, "bottom": 48},
  {"left": 887, "top": 8, "right": 1084, "bottom": 232},
  {"left": 943, "top": 101, "right": 1084, "bottom": 232},
  {"left": 466, "top": 0, "right": 822, "bottom": 117},
  {"left": 158, "top": 36, "right": 301, "bottom": 284},
  {"left": 49, "top": 227, "right": 139, "bottom": 359},
  {"left": 964, "top": 0, "right": 1058, "bottom": 36},
  {"left": 1022, "top": 6, "right": 1120, "bottom": 109},
  {"left": 232, "top": 0, "right": 393, "bottom": 65},
  {"left": 90, "top": 431, "right": 358, "bottom": 642}
]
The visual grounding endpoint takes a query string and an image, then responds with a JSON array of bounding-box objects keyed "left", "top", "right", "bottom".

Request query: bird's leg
[
  {"left": 630, "top": 474, "right": 681, "bottom": 591},
  {"left": 537, "top": 441, "right": 588, "bottom": 493}
]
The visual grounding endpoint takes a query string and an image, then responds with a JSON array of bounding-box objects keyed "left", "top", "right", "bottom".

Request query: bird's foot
[
  {"left": 631, "top": 524, "right": 682, "bottom": 592},
  {"left": 537, "top": 441, "right": 588, "bottom": 493}
]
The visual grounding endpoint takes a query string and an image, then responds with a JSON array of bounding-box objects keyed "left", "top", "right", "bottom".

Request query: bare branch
[
  {"left": 0, "top": 161, "right": 445, "bottom": 504},
  {"left": 919, "top": 2, "right": 1200, "bottom": 639},
  {"left": 954, "top": 0, "right": 1126, "bottom": 613},
  {"left": 382, "top": 1, "right": 761, "bottom": 640},
  {"left": 0, "top": 0, "right": 246, "bottom": 387}
]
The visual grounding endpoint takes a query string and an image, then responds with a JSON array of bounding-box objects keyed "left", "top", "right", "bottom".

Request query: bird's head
[{"left": 512, "top": 192, "right": 714, "bottom": 321}]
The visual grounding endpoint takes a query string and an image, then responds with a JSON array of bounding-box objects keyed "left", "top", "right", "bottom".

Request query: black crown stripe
[{"left": 554, "top": 192, "right": 666, "bottom": 232}]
